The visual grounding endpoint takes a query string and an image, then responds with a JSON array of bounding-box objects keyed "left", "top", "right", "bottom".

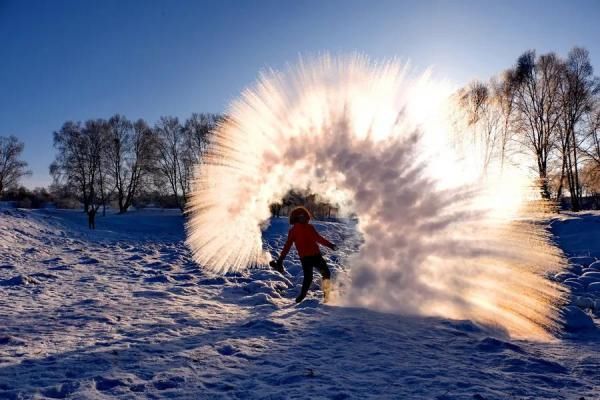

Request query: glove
[{"left": 269, "top": 259, "right": 284, "bottom": 274}]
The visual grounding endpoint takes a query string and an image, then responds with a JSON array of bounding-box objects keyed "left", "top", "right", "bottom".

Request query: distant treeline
[
  {"left": 1, "top": 113, "right": 222, "bottom": 218},
  {"left": 270, "top": 189, "right": 339, "bottom": 220},
  {"left": 0, "top": 112, "right": 340, "bottom": 220},
  {"left": 48, "top": 113, "right": 223, "bottom": 218},
  {"left": 3, "top": 46, "right": 600, "bottom": 216},
  {"left": 0, "top": 184, "right": 194, "bottom": 210}
]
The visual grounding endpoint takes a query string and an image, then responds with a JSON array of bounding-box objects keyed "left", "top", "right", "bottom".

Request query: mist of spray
[{"left": 185, "top": 55, "right": 566, "bottom": 339}]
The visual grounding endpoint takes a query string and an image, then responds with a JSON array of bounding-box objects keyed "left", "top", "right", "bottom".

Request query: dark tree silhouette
[
  {"left": 0, "top": 135, "right": 31, "bottom": 195},
  {"left": 153, "top": 114, "right": 220, "bottom": 211},
  {"left": 51, "top": 120, "right": 108, "bottom": 228},
  {"left": 106, "top": 115, "right": 154, "bottom": 213},
  {"left": 555, "top": 48, "right": 597, "bottom": 210},
  {"left": 153, "top": 116, "right": 187, "bottom": 211},
  {"left": 510, "top": 50, "right": 564, "bottom": 200}
]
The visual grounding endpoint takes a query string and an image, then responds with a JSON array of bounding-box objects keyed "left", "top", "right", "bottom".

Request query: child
[{"left": 270, "top": 206, "right": 336, "bottom": 303}]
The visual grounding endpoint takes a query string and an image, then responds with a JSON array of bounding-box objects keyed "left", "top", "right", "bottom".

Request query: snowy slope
[{"left": 0, "top": 209, "right": 599, "bottom": 399}]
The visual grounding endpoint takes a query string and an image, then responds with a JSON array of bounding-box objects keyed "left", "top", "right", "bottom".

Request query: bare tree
[
  {"left": 555, "top": 48, "right": 599, "bottom": 210},
  {"left": 492, "top": 71, "right": 517, "bottom": 171},
  {"left": 0, "top": 135, "right": 31, "bottom": 195},
  {"left": 106, "top": 115, "right": 154, "bottom": 213},
  {"left": 453, "top": 47, "right": 599, "bottom": 209},
  {"left": 582, "top": 98, "right": 600, "bottom": 166},
  {"left": 95, "top": 121, "right": 112, "bottom": 217},
  {"left": 509, "top": 51, "right": 564, "bottom": 199},
  {"left": 153, "top": 116, "right": 187, "bottom": 211},
  {"left": 153, "top": 114, "right": 219, "bottom": 211},
  {"left": 51, "top": 120, "right": 108, "bottom": 228},
  {"left": 580, "top": 161, "right": 600, "bottom": 208},
  {"left": 183, "top": 113, "right": 219, "bottom": 163},
  {"left": 458, "top": 81, "right": 504, "bottom": 173}
]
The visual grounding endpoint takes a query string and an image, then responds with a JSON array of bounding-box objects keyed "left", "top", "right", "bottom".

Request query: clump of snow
[
  {"left": 564, "top": 280, "right": 585, "bottom": 292},
  {"left": 588, "top": 260, "right": 600, "bottom": 271},
  {"left": 588, "top": 282, "right": 600, "bottom": 293},
  {"left": 568, "top": 263, "right": 584, "bottom": 275},
  {"left": 573, "top": 296, "right": 595, "bottom": 309},
  {"left": 562, "top": 306, "right": 595, "bottom": 332},
  {"left": 554, "top": 272, "right": 578, "bottom": 282},
  {"left": 568, "top": 256, "right": 596, "bottom": 267}
]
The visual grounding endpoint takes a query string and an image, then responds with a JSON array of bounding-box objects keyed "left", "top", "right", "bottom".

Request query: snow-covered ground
[{"left": 0, "top": 209, "right": 599, "bottom": 399}]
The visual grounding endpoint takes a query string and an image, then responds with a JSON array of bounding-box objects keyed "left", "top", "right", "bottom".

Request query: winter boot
[{"left": 322, "top": 278, "right": 331, "bottom": 303}]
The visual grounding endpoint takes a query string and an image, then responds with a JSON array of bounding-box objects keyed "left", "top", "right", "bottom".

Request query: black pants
[{"left": 298, "top": 254, "right": 331, "bottom": 300}]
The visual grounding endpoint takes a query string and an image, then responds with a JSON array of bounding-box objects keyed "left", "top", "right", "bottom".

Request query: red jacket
[{"left": 280, "top": 222, "right": 334, "bottom": 259}]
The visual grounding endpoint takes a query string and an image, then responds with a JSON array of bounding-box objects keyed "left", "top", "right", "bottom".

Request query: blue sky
[{"left": 1, "top": 0, "right": 599, "bottom": 187}]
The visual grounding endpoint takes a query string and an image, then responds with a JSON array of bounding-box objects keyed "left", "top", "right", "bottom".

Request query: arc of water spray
[{"left": 186, "top": 55, "right": 566, "bottom": 339}]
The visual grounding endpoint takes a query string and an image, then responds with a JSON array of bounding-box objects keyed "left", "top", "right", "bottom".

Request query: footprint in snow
[
  {"left": 242, "top": 319, "right": 288, "bottom": 334},
  {"left": 295, "top": 299, "right": 320, "bottom": 309},
  {"left": 145, "top": 261, "right": 172, "bottom": 271},
  {"left": 0, "top": 336, "right": 26, "bottom": 346},
  {"left": 94, "top": 376, "right": 127, "bottom": 392},
  {"left": 476, "top": 337, "right": 525, "bottom": 354},
  {"left": 130, "top": 384, "right": 146, "bottom": 392},
  {"left": 239, "top": 293, "right": 279, "bottom": 307},
  {"left": 502, "top": 356, "right": 567, "bottom": 374},
  {"left": 198, "top": 276, "right": 227, "bottom": 286},
  {"left": 48, "top": 265, "right": 70, "bottom": 271},
  {"left": 73, "top": 298, "right": 101, "bottom": 306},
  {"left": 79, "top": 257, "right": 99, "bottom": 265},
  {"left": 216, "top": 343, "right": 238, "bottom": 356},
  {"left": 153, "top": 376, "right": 184, "bottom": 390},
  {"left": 30, "top": 272, "right": 59, "bottom": 280},
  {"left": 40, "top": 381, "right": 80, "bottom": 399},
  {"left": 41, "top": 257, "right": 62, "bottom": 264},
  {"left": 133, "top": 290, "right": 172, "bottom": 299},
  {"left": 171, "top": 273, "right": 194, "bottom": 281},
  {"left": 0, "top": 275, "right": 40, "bottom": 286},
  {"left": 144, "top": 275, "right": 173, "bottom": 284}
]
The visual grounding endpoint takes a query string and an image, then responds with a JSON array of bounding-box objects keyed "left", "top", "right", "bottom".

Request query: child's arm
[
  {"left": 311, "top": 225, "right": 336, "bottom": 250},
  {"left": 277, "top": 229, "right": 294, "bottom": 263}
]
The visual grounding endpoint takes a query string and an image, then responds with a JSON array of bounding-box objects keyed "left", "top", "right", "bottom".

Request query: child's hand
[{"left": 270, "top": 259, "right": 285, "bottom": 274}]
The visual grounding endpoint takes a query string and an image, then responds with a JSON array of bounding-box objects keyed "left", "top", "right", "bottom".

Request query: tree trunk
[
  {"left": 571, "top": 128, "right": 582, "bottom": 210},
  {"left": 556, "top": 151, "right": 567, "bottom": 202},
  {"left": 538, "top": 159, "right": 551, "bottom": 200},
  {"left": 565, "top": 141, "right": 580, "bottom": 212},
  {"left": 118, "top": 193, "right": 127, "bottom": 214}
]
